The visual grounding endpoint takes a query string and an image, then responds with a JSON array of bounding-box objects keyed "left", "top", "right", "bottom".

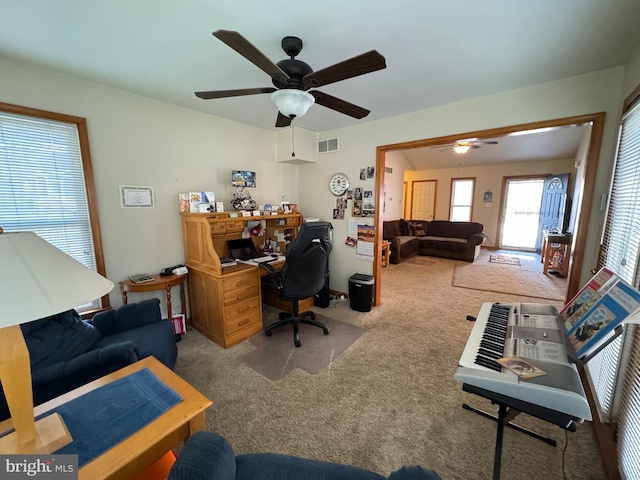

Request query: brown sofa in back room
[{"left": 382, "top": 219, "right": 486, "bottom": 264}]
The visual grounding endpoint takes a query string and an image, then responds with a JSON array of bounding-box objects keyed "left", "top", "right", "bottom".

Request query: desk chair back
[{"left": 280, "top": 221, "right": 332, "bottom": 300}]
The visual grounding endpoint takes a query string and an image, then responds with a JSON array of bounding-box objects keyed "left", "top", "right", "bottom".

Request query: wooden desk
[
  {"left": 0, "top": 357, "right": 212, "bottom": 480},
  {"left": 181, "top": 212, "right": 304, "bottom": 348},
  {"left": 542, "top": 231, "right": 572, "bottom": 276},
  {"left": 119, "top": 274, "right": 187, "bottom": 319},
  {"left": 381, "top": 241, "right": 391, "bottom": 267}
]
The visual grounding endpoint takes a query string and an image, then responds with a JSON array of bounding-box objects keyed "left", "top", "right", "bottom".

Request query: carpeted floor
[
  {"left": 174, "top": 249, "right": 604, "bottom": 480},
  {"left": 241, "top": 314, "right": 366, "bottom": 380},
  {"left": 453, "top": 251, "right": 566, "bottom": 301}
]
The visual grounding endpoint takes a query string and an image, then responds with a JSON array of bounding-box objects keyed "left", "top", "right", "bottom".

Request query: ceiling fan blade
[
  {"left": 195, "top": 87, "right": 276, "bottom": 99},
  {"left": 480, "top": 141, "right": 499, "bottom": 145},
  {"left": 212, "top": 30, "right": 289, "bottom": 84},
  {"left": 303, "top": 50, "right": 386, "bottom": 89},
  {"left": 275, "top": 112, "right": 292, "bottom": 127},
  {"left": 309, "top": 90, "right": 370, "bottom": 119}
]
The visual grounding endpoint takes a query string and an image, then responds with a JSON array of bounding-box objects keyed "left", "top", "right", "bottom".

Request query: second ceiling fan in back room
[
  {"left": 433, "top": 139, "right": 499, "bottom": 154},
  {"left": 195, "top": 30, "right": 387, "bottom": 127}
]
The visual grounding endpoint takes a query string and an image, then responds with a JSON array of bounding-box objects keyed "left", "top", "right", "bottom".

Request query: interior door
[
  {"left": 411, "top": 180, "right": 436, "bottom": 220},
  {"left": 537, "top": 173, "right": 569, "bottom": 249}
]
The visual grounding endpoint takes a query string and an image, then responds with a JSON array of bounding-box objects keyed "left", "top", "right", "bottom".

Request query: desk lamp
[{"left": 0, "top": 228, "right": 114, "bottom": 453}]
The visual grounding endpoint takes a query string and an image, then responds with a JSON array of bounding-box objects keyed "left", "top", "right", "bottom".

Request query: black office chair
[{"left": 259, "top": 221, "right": 333, "bottom": 347}]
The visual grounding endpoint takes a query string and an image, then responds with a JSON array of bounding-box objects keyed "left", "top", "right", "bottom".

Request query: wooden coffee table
[{"left": 0, "top": 357, "right": 212, "bottom": 480}]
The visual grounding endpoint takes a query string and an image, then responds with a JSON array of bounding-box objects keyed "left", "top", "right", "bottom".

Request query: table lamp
[{"left": 0, "top": 228, "right": 114, "bottom": 454}]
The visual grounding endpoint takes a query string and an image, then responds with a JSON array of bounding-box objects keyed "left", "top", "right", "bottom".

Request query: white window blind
[
  {"left": 0, "top": 111, "right": 98, "bottom": 274},
  {"left": 617, "top": 328, "right": 640, "bottom": 480},
  {"left": 589, "top": 102, "right": 640, "bottom": 422}
]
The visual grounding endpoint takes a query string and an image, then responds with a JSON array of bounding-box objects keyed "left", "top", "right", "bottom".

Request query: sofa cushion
[
  {"left": 236, "top": 454, "right": 385, "bottom": 480},
  {"left": 382, "top": 220, "right": 402, "bottom": 239},
  {"left": 399, "top": 219, "right": 410, "bottom": 236},
  {"left": 421, "top": 236, "right": 468, "bottom": 254},
  {"left": 426, "top": 221, "right": 483, "bottom": 239},
  {"left": 21, "top": 309, "right": 103, "bottom": 370},
  {"left": 408, "top": 221, "right": 427, "bottom": 236}
]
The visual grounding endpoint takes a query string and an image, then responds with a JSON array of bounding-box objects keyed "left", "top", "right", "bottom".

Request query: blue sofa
[
  {"left": 169, "top": 431, "right": 442, "bottom": 480},
  {"left": 0, "top": 298, "right": 177, "bottom": 421}
]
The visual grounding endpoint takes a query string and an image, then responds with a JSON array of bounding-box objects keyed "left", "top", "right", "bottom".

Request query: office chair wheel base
[
  {"left": 310, "top": 312, "right": 316, "bottom": 320},
  {"left": 265, "top": 330, "right": 273, "bottom": 337},
  {"left": 295, "top": 340, "right": 301, "bottom": 348}
]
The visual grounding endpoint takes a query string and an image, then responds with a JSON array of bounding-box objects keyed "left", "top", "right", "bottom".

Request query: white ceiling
[
  {"left": 1, "top": 1, "right": 639, "bottom": 135},
  {"left": 400, "top": 124, "right": 591, "bottom": 170}
]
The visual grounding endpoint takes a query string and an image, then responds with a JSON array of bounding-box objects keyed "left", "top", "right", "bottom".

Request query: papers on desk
[{"left": 238, "top": 256, "right": 285, "bottom": 266}]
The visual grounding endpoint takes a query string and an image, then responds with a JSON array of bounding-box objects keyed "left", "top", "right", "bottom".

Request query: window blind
[
  {"left": 0, "top": 111, "right": 97, "bottom": 273},
  {"left": 617, "top": 328, "right": 640, "bottom": 480},
  {"left": 589, "top": 102, "right": 640, "bottom": 419}
]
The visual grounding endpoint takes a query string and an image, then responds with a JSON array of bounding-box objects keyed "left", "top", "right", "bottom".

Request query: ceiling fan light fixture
[
  {"left": 271, "top": 89, "right": 315, "bottom": 118},
  {"left": 453, "top": 144, "right": 471, "bottom": 155}
]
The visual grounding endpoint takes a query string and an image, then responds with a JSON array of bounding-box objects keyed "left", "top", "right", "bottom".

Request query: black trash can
[{"left": 349, "top": 273, "right": 375, "bottom": 312}]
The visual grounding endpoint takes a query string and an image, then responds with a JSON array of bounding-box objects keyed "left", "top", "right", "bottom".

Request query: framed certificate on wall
[{"left": 120, "top": 185, "right": 155, "bottom": 208}]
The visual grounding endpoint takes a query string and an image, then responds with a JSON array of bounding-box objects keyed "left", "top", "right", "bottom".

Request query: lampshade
[
  {"left": 271, "top": 89, "right": 315, "bottom": 118},
  {"left": 453, "top": 144, "right": 471, "bottom": 155},
  {"left": 0, "top": 231, "right": 114, "bottom": 325},
  {"left": 0, "top": 229, "right": 114, "bottom": 454}
]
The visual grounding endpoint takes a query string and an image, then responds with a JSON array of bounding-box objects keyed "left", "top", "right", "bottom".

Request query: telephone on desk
[{"left": 160, "top": 264, "right": 187, "bottom": 276}]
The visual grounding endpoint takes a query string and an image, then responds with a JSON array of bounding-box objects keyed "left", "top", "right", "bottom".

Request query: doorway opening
[
  {"left": 374, "top": 112, "right": 605, "bottom": 306},
  {"left": 499, "top": 178, "right": 545, "bottom": 250}
]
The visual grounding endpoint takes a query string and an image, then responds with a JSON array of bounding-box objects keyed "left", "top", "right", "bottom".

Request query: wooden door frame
[
  {"left": 373, "top": 112, "right": 605, "bottom": 306},
  {"left": 410, "top": 179, "right": 437, "bottom": 220}
]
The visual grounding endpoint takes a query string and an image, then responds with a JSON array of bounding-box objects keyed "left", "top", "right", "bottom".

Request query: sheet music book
[
  {"left": 567, "top": 279, "right": 640, "bottom": 358},
  {"left": 559, "top": 267, "right": 618, "bottom": 331}
]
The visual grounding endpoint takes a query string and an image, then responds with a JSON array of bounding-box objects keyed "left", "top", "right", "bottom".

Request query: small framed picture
[{"left": 120, "top": 185, "right": 155, "bottom": 208}]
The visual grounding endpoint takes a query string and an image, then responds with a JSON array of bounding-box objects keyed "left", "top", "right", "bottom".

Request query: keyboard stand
[{"left": 462, "top": 384, "right": 579, "bottom": 480}]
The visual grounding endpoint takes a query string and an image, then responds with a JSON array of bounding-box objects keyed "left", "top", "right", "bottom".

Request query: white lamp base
[{"left": 0, "top": 413, "right": 72, "bottom": 454}]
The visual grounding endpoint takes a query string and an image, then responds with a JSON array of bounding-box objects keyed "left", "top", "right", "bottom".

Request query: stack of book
[
  {"left": 220, "top": 257, "right": 237, "bottom": 268},
  {"left": 560, "top": 267, "right": 640, "bottom": 359}
]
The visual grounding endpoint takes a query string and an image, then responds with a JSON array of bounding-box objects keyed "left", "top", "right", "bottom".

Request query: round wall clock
[{"left": 329, "top": 173, "right": 350, "bottom": 196}]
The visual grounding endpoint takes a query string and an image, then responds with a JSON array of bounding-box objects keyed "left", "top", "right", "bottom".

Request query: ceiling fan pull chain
[{"left": 291, "top": 122, "right": 295, "bottom": 157}]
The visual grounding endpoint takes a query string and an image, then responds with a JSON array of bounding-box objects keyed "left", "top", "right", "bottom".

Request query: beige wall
[
  {"left": 2, "top": 51, "right": 638, "bottom": 298},
  {"left": 382, "top": 151, "right": 413, "bottom": 221},
  {"left": 303, "top": 67, "right": 625, "bottom": 291},
  {"left": 403, "top": 159, "right": 576, "bottom": 248},
  {"left": 0, "top": 56, "right": 295, "bottom": 316}
]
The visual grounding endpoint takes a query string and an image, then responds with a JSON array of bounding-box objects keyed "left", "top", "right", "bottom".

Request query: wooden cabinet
[{"left": 181, "top": 211, "right": 303, "bottom": 348}]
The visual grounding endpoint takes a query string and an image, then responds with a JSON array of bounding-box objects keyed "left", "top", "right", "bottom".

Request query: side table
[
  {"left": 542, "top": 231, "right": 572, "bottom": 276},
  {"left": 119, "top": 274, "right": 187, "bottom": 320},
  {"left": 381, "top": 240, "right": 391, "bottom": 267}
]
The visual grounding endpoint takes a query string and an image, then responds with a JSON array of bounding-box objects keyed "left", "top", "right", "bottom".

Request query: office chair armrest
[{"left": 259, "top": 262, "right": 284, "bottom": 290}]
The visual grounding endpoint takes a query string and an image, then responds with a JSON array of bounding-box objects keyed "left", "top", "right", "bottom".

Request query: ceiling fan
[
  {"left": 195, "top": 30, "right": 386, "bottom": 127},
  {"left": 433, "top": 139, "right": 499, "bottom": 154}
]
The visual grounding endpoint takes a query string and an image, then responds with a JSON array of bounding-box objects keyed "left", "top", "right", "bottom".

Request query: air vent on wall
[{"left": 317, "top": 137, "right": 339, "bottom": 154}]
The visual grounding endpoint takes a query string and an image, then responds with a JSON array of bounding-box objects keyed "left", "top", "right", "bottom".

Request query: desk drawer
[
  {"left": 210, "top": 222, "right": 227, "bottom": 235},
  {"left": 223, "top": 284, "right": 259, "bottom": 306},
  {"left": 224, "top": 298, "right": 261, "bottom": 335},
  {"left": 223, "top": 272, "right": 258, "bottom": 291},
  {"left": 226, "top": 220, "right": 244, "bottom": 233}
]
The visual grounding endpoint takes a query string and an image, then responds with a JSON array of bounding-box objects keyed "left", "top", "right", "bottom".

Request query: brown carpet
[
  {"left": 453, "top": 253, "right": 565, "bottom": 301},
  {"left": 490, "top": 254, "right": 521, "bottom": 266},
  {"left": 240, "top": 314, "right": 366, "bottom": 380},
  {"left": 174, "top": 250, "right": 604, "bottom": 480}
]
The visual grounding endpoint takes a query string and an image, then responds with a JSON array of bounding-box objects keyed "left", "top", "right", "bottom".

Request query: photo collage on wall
[{"left": 333, "top": 166, "right": 375, "bottom": 220}]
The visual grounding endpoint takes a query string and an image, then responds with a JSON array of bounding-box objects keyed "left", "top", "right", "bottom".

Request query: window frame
[
  {"left": 449, "top": 177, "right": 476, "bottom": 222},
  {"left": 0, "top": 101, "right": 110, "bottom": 313}
]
